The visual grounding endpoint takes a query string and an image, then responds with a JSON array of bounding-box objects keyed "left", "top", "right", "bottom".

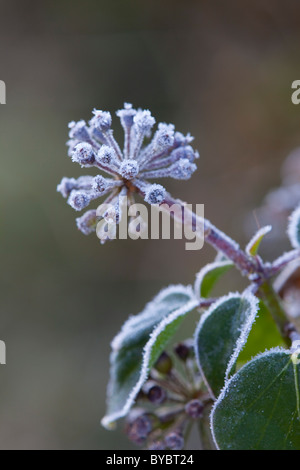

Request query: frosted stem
[{"left": 162, "top": 194, "right": 256, "bottom": 276}]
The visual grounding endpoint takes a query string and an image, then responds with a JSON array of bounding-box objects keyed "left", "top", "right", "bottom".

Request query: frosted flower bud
[
  {"left": 72, "top": 142, "right": 95, "bottom": 166},
  {"left": 76, "top": 175, "right": 94, "bottom": 189},
  {"left": 76, "top": 210, "right": 98, "bottom": 235},
  {"left": 68, "top": 191, "right": 91, "bottom": 211},
  {"left": 92, "top": 109, "right": 112, "bottom": 131},
  {"left": 120, "top": 159, "right": 140, "bottom": 179},
  {"left": 96, "top": 145, "right": 116, "bottom": 165},
  {"left": 92, "top": 175, "right": 109, "bottom": 193},
  {"left": 164, "top": 432, "right": 184, "bottom": 450},
  {"left": 57, "top": 177, "right": 77, "bottom": 198},
  {"left": 133, "top": 110, "right": 155, "bottom": 133},
  {"left": 173, "top": 131, "right": 194, "bottom": 147},
  {"left": 145, "top": 184, "right": 166, "bottom": 205},
  {"left": 169, "top": 158, "right": 197, "bottom": 180},
  {"left": 57, "top": 176, "right": 94, "bottom": 198},
  {"left": 154, "top": 123, "right": 175, "bottom": 150},
  {"left": 116, "top": 103, "right": 136, "bottom": 127},
  {"left": 171, "top": 145, "right": 198, "bottom": 163},
  {"left": 66, "top": 139, "right": 77, "bottom": 157},
  {"left": 185, "top": 399, "right": 204, "bottom": 419},
  {"left": 68, "top": 120, "right": 90, "bottom": 141},
  {"left": 90, "top": 126, "right": 106, "bottom": 144}
]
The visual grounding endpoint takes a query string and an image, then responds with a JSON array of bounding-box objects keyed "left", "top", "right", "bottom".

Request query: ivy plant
[{"left": 57, "top": 103, "right": 300, "bottom": 450}]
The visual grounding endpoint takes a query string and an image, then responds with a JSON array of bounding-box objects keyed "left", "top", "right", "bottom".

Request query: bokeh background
[{"left": 0, "top": 0, "right": 300, "bottom": 449}]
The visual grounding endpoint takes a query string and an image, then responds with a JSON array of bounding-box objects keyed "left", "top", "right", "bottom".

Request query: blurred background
[{"left": 0, "top": 0, "right": 300, "bottom": 449}]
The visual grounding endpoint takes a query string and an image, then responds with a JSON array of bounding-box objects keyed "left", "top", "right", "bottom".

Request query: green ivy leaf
[
  {"left": 245, "top": 225, "right": 272, "bottom": 256},
  {"left": 194, "top": 260, "right": 233, "bottom": 299},
  {"left": 211, "top": 349, "right": 300, "bottom": 450},
  {"left": 102, "top": 284, "right": 197, "bottom": 429},
  {"left": 195, "top": 291, "right": 258, "bottom": 398},
  {"left": 238, "top": 300, "right": 285, "bottom": 365}
]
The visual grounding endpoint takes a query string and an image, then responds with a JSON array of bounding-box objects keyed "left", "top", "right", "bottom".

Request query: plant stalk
[{"left": 157, "top": 193, "right": 295, "bottom": 346}]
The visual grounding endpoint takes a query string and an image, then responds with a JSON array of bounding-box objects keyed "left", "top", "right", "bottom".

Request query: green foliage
[
  {"left": 211, "top": 350, "right": 300, "bottom": 450},
  {"left": 245, "top": 226, "right": 272, "bottom": 256},
  {"left": 195, "top": 292, "right": 258, "bottom": 397},
  {"left": 102, "top": 285, "right": 197, "bottom": 428},
  {"left": 238, "top": 300, "right": 285, "bottom": 365},
  {"left": 195, "top": 260, "right": 233, "bottom": 299}
]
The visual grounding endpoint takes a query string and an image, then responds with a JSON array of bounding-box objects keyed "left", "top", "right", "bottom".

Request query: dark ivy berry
[
  {"left": 174, "top": 340, "right": 194, "bottom": 361},
  {"left": 164, "top": 431, "right": 184, "bottom": 450},
  {"left": 126, "top": 412, "right": 153, "bottom": 444},
  {"left": 143, "top": 381, "right": 167, "bottom": 405},
  {"left": 185, "top": 399, "right": 204, "bottom": 419}
]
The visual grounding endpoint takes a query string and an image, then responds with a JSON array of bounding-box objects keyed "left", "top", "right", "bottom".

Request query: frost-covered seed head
[
  {"left": 68, "top": 191, "right": 91, "bottom": 211},
  {"left": 164, "top": 432, "right": 184, "bottom": 450},
  {"left": 72, "top": 142, "right": 95, "bottom": 165},
  {"left": 134, "top": 110, "right": 155, "bottom": 133},
  {"left": 171, "top": 145, "right": 197, "bottom": 162},
  {"left": 76, "top": 210, "right": 98, "bottom": 235},
  {"left": 145, "top": 184, "right": 166, "bottom": 205},
  {"left": 76, "top": 175, "right": 94, "bottom": 188},
  {"left": 90, "top": 126, "right": 106, "bottom": 143},
  {"left": 96, "top": 145, "right": 116, "bottom": 165},
  {"left": 92, "top": 109, "right": 112, "bottom": 131},
  {"left": 173, "top": 131, "right": 194, "bottom": 147},
  {"left": 59, "top": 103, "right": 199, "bottom": 241},
  {"left": 154, "top": 123, "right": 175, "bottom": 150},
  {"left": 169, "top": 159, "right": 197, "bottom": 180},
  {"left": 66, "top": 139, "right": 77, "bottom": 157},
  {"left": 68, "top": 120, "right": 90, "bottom": 141},
  {"left": 57, "top": 177, "right": 77, "bottom": 198},
  {"left": 92, "top": 175, "right": 109, "bottom": 193},
  {"left": 120, "top": 159, "right": 140, "bottom": 179},
  {"left": 185, "top": 399, "right": 204, "bottom": 419},
  {"left": 57, "top": 176, "right": 94, "bottom": 198},
  {"left": 116, "top": 103, "right": 136, "bottom": 128}
]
